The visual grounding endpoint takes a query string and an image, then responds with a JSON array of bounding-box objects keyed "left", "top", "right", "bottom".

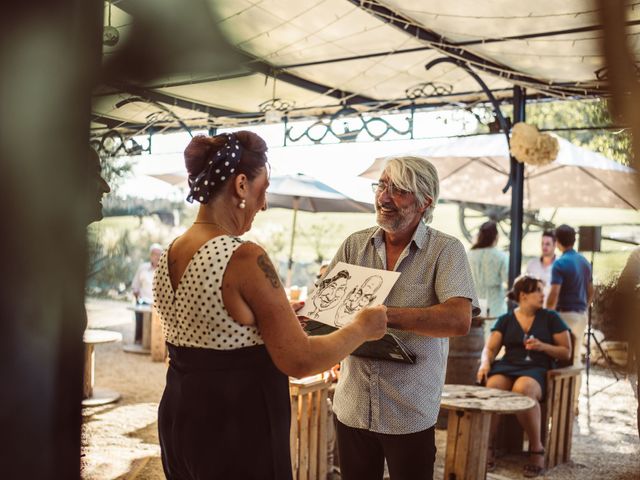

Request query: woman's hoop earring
[{"left": 239, "top": 199, "right": 246, "bottom": 209}]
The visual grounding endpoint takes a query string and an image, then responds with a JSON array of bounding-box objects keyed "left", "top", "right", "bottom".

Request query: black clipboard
[{"left": 304, "top": 319, "right": 416, "bottom": 364}]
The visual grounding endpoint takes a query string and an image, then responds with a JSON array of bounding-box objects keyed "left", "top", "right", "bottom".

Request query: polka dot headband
[{"left": 186, "top": 133, "right": 243, "bottom": 204}]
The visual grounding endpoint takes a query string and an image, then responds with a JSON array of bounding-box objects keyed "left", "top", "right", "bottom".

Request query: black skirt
[
  {"left": 158, "top": 343, "right": 292, "bottom": 480},
  {"left": 488, "top": 359, "right": 548, "bottom": 395}
]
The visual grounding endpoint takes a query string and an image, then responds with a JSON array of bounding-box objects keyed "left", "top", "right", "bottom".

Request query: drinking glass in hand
[{"left": 523, "top": 334, "right": 534, "bottom": 362}]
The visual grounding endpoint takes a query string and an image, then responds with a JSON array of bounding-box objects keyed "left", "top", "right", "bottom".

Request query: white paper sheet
[{"left": 298, "top": 262, "right": 400, "bottom": 327}]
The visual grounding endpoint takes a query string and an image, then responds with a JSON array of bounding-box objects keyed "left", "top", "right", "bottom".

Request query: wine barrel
[
  {"left": 445, "top": 317, "right": 486, "bottom": 384},
  {"left": 437, "top": 317, "right": 486, "bottom": 428}
]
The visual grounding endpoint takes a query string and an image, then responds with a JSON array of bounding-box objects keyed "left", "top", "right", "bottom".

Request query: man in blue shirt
[{"left": 546, "top": 224, "right": 593, "bottom": 366}]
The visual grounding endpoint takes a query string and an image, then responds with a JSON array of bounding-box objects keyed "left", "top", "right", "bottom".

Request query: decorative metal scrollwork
[
  {"left": 285, "top": 106, "right": 414, "bottom": 144},
  {"left": 259, "top": 98, "right": 295, "bottom": 112},
  {"left": 405, "top": 81, "right": 453, "bottom": 99},
  {"left": 91, "top": 129, "right": 150, "bottom": 157}
]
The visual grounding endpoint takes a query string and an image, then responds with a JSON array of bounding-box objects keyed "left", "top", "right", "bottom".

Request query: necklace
[{"left": 193, "top": 221, "right": 234, "bottom": 236}]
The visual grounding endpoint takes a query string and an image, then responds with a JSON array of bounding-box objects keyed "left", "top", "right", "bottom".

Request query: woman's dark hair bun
[
  {"left": 184, "top": 135, "right": 217, "bottom": 178},
  {"left": 183, "top": 131, "right": 269, "bottom": 205},
  {"left": 507, "top": 274, "right": 543, "bottom": 303}
]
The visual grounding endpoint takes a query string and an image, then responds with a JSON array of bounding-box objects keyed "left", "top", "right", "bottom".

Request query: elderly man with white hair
[
  {"left": 131, "top": 243, "right": 164, "bottom": 344},
  {"left": 324, "top": 156, "right": 480, "bottom": 480}
]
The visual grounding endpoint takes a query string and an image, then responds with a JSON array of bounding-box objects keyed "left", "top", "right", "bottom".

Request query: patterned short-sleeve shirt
[
  {"left": 327, "top": 221, "right": 480, "bottom": 434},
  {"left": 152, "top": 235, "right": 264, "bottom": 350}
]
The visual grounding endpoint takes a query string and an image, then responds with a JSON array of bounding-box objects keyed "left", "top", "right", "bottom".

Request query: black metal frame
[
  {"left": 284, "top": 106, "right": 414, "bottom": 144},
  {"left": 350, "top": 0, "right": 606, "bottom": 97}
]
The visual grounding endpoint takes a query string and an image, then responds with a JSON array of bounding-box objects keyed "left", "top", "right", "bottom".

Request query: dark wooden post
[
  {"left": 508, "top": 86, "right": 526, "bottom": 287},
  {"left": 0, "top": 2, "right": 102, "bottom": 478}
]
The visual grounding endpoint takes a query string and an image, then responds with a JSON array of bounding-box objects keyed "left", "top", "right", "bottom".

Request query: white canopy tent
[{"left": 92, "top": 1, "right": 640, "bottom": 132}]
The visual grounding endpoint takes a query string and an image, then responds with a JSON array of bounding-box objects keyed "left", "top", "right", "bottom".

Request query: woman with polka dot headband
[{"left": 153, "top": 131, "right": 387, "bottom": 480}]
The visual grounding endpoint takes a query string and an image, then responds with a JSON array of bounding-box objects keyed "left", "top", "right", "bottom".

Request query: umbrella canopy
[
  {"left": 268, "top": 173, "right": 375, "bottom": 213},
  {"left": 359, "top": 134, "right": 640, "bottom": 210},
  {"left": 147, "top": 172, "right": 188, "bottom": 186},
  {"left": 267, "top": 173, "right": 374, "bottom": 286}
]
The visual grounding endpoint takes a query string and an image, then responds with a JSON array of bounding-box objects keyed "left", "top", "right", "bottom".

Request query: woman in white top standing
[
  {"left": 468, "top": 221, "right": 509, "bottom": 338},
  {"left": 152, "top": 131, "right": 387, "bottom": 480}
]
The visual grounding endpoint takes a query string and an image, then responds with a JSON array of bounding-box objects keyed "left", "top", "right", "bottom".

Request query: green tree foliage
[
  {"left": 86, "top": 217, "right": 177, "bottom": 298},
  {"left": 298, "top": 220, "right": 341, "bottom": 264},
  {"left": 502, "top": 98, "right": 633, "bottom": 166},
  {"left": 99, "top": 153, "right": 134, "bottom": 191}
]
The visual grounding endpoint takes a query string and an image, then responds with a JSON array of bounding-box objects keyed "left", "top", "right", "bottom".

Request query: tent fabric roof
[{"left": 93, "top": 1, "right": 640, "bottom": 133}]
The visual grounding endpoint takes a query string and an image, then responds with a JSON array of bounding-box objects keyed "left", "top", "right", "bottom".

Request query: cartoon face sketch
[
  {"left": 308, "top": 270, "right": 351, "bottom": 319},
  {"left": 334, "top": 275, "right": 383, "bottom": 326}
]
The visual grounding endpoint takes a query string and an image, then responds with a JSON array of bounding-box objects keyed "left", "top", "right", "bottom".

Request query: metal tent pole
[{"left": 508, "top": 86, "right": 526, "bottom": 287}]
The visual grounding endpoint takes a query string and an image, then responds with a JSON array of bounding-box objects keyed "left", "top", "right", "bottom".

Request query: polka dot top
[{"left": 152, "top": 235, "right": 264, "bottom": 350}]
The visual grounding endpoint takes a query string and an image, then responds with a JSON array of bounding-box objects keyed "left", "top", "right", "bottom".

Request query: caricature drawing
[
  {"left": 307, "top": 270, "right": 351, "bottom": 319},
  {"left": 298, "top": 262, "right": 399, "bottom": 326},
  {"left": 334, "top": 275, "right": 383, "bottom": 326}
]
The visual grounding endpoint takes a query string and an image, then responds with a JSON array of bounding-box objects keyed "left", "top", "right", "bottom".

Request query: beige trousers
[
  {"left": 558, "top": 310, "right": 587, "bottom": 410},
  {"left": 558, "top": 310, "right": 588, "bottom": 366}
]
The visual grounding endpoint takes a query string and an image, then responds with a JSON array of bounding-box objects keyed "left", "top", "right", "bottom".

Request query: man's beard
[{"left": 375, "top": 200, "right": 421, "bottom": 232}]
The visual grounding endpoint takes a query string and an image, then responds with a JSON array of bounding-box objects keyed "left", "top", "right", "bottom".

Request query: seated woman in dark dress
[{"left": 476, "top": 274, "right": 571, "bottom": 478}]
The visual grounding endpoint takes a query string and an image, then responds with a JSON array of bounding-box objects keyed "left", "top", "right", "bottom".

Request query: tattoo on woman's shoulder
[{"left": 257, "top": 254, "right": 281, "bottom": 288}]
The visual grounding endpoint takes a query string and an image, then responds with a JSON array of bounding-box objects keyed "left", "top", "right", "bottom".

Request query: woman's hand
[
  {"left": 476, "top": 362, "right": 490, "bottom": 385},
  {"left": 351, "top": 305, "right": 388, "bottom": 341},
  {"left": 290, "top": 300, "right": 305, "bottom": 313},
  {"left": 524, "top": 336, "right": 546, "bottom": 352},
  {"left": 289, "top": 300, "right": 309, "bottom": 329}
]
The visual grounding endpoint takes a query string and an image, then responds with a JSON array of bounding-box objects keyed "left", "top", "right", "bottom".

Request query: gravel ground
[{"left": 81, "top": 299, "right": 639, "bottom": 480}]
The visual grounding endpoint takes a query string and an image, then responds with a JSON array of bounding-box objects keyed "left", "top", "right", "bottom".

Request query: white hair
[
  {"left": 149, "top": 243, "right": 163, "bottom": 253},
  {"left": 383, "top": 156, "right": 440, "bottom": 223}
]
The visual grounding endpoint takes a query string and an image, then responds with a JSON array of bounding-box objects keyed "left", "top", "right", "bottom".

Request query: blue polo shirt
[{"left": 550, "top": 249, "right": 592, "bottom": 312}]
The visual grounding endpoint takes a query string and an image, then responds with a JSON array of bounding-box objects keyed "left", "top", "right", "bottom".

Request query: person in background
[
  {"left": 152, "top": 131, "right": 387, "bottom": 480},
  {"left": 526, "top": 230, "right": 557, "bottom": 304},
  {"left": 546, "top": 224, "right": 592, "bottom": 414},
  {"left": 477, "top": 275, "right": 571, "bottom": 478},
  {"left": 325, "top": 155, "right": 479, "bottom": 480},
  {"left": 546, "top": 224, "right": 593, "bottom": 365},
  {"left": 131, "top": 243, "right": 164, "bottom": 344},
  {"left": 468, "top": 221, "right": 509, "bottom": 337}
]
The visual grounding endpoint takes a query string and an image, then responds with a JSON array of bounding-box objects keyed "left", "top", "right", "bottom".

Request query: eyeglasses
[{"left": 371, "top": 181, "right": 412, "bottom": 198}]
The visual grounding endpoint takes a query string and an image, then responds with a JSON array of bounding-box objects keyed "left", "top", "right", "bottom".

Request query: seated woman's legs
[
  {"left": 512, "top": 376, "right": 544, "bottom": 472},
  {"left": 485, "top": 374, "right": 514, "bottom": 466}
]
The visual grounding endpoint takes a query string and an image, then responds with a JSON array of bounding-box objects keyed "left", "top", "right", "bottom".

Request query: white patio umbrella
[
  {"left": 147, "top": 172, "right": 188, "bottom": 187},
  {"left": 359, "top": 134, "right": 640, "bottom": 210},
  {"left": 267, "top": 173, "right": 374, "bottom": 286}
]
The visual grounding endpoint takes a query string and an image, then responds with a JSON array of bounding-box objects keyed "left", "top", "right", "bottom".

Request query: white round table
[{"left": 82, "top": 329, "right": 122, "bottom": 407}]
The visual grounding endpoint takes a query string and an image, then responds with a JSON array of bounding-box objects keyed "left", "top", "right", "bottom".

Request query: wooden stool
[
  {"left": 82, "top": 329, "right": 122, "bottom": 407},
  {"left": 290, "top": 374, "right": 331, "bottom": 480}
]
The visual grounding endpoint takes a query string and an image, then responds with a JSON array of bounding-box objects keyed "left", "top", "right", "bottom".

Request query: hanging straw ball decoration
[{"left": 509, "top": 122, "right": 559, "bottom": 166}]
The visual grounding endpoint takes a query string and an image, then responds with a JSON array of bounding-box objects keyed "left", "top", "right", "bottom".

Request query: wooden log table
[
  {"left": 123, "top": 304, "right": 152, "bottom": 354},
  {"left": 440, "top": 384, "right": 536, "bottom": 480},
  {"left": 82, "top": 329, "right": 123, "bottom": 407},
  {"left": 123, "top": 305, "right": 166, "bottom": 362}
]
